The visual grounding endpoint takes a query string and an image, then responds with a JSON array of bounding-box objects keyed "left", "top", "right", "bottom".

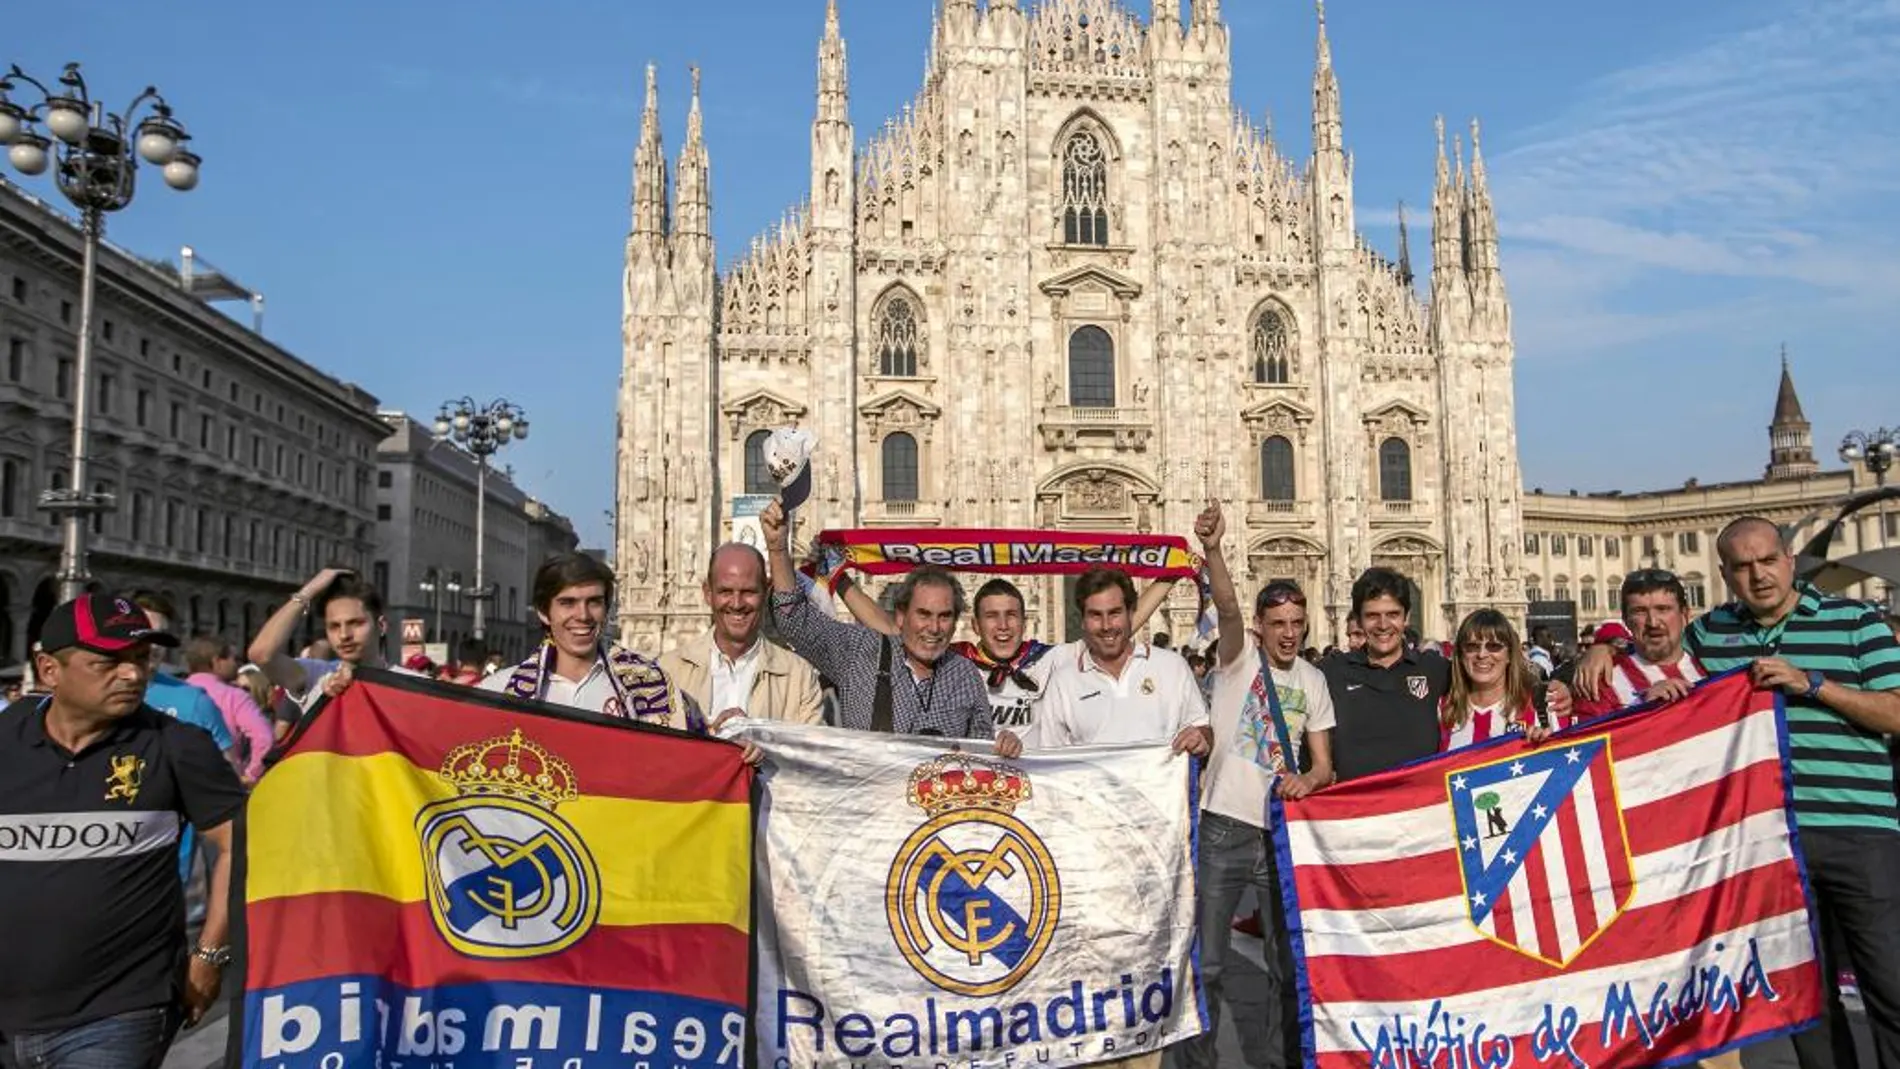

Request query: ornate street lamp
[
  {"left": 2, "top": 63, "right": 201, "bottom": 601},
  {"left": 433, "top": 399, "right": 529, "bottom": 641},
  {"left": 1840, "top": 427, "right": 1898, "bottom": 555}
]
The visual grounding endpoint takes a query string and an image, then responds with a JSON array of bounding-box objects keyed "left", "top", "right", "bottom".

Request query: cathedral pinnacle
[
  {"left": 1315, "top": 0, "right": 1332, "bottom": 69},
  {"left": 676, "top": 66, "right": 711, "bottom": 240},
  {"left": 632, "top": 62, "right": 668, "bottom": 238},
  {"left": 1311, "top": 0, "right": 1343, "bottom": 156},
  {"left": 1397, "top": 200, "right": 1414, "bottom": 287},
  {"left": 817, "top": 0, "right": 850, "bottom": 128}
]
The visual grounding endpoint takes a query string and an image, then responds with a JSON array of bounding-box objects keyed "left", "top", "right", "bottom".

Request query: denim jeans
[
  {"left": 1790, "top": 828, "right": 1900, "bottom": 1069},
  {"left": 2, "top": 1006, "right": 177, "bottom": 1069},
  {"left": 1172, "top": 810, "right": 1299, "bottom": 1069}
]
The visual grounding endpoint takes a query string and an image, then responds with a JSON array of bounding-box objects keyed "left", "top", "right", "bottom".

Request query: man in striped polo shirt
[
  {"left": 1697, "top": 517, "right": 1900, "bottom": 1069},
  {"left": 1574, "top": 569, "right": 1706, "bottom": 718}
]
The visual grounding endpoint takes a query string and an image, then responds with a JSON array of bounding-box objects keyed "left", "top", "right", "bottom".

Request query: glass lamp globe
[
  {"left": 43, "top": 98, "right": 89, "bottom": 145},
  {"left": 8, "top": 136, "right": 50, "bottom": 176},
  {"left": 513, "top": 420, "right": 530, "bottom": 440},
  {"left": 494, "top": 416, "right": 514, "bottom": 437},
  {"left": 1880, "top": 440, "right": 1898, "bottom": 459},
  {"left": 452, "top": 411, "right": 471, "bottom": 433},
  {"left": 1843, "top": 443, "right": 1865, "bottom": 462},
  {"left": 135, "top": 119, "right": 179, "bottom": 165},
  {"left": 0, "top": 104, "right": 24, "bottom": 145},
  {"left": 162, "top": 151, "right": 200, "bottom": 191}
]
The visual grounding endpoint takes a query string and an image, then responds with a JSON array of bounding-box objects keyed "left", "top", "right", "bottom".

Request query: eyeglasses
[
  {"left": 1625, "top": 569, "right": 1678, "bottom": 585},
  {"left": 1460, "top": 640, "right": 1511, "bottom": 655},
  {"left": 1256, "top": 583, "right": 1306, "bottom": 611}
]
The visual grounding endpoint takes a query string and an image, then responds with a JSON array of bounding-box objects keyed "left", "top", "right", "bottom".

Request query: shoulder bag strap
[{"left": 872, "top": 634, "right": 896, "bottom": 734}]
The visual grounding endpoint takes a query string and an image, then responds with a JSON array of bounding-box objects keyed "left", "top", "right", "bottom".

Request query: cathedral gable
[{"left": 720, "top": 390, "right": 808, "bottom": 440}]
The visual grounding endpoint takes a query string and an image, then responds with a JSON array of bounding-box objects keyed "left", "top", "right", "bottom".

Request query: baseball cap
[
  {"left": 764, "top": 427, "right": 817, "bottom": 510},
  {"left": 39, "top": 593, "right": 180, "bottom": 655}
]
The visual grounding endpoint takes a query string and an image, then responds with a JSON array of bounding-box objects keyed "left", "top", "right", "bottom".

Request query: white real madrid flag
[{"left": 736, "top": 723, "right": 1204, "bottom": 1069}]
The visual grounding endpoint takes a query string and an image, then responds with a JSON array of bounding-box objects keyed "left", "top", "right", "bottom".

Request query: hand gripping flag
[
  {"left": 230, "top": 670, "right": 753, "bottom": 1068},
  {"left": 1274, "top": 671, "right": 1823, "bottom": 1069}
]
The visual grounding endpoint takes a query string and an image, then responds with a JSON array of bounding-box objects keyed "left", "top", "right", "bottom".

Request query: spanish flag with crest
[{"left": 228, "top": 670, "right": 753, "bottom": 1068}]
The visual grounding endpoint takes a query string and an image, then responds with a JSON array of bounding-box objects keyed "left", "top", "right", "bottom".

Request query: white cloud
[{"left": 1487, "top": 0, "right": 1900, "bottom": 359}]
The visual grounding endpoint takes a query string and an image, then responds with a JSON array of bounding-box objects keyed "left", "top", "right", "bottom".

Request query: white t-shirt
[
  {"left": 1034, "top": 642, "right": 1209, "bottom": 749},
  {"left": 976, "top": 641, "right": 1067, "bottom": 736},
  {"left": 478, "top": 659, "right": 626, "bottom": 716},
  {"left": 1205, "top": 636, "right": 1337, "bottom": 829}
]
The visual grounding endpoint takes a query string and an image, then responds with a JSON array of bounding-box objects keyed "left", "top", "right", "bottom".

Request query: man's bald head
[
  {"left": 706, "top": 543, "right": 767, "bottom": 591},
  {"left": 1716, "top": 516, "right": 1784, "bottom": 563}
]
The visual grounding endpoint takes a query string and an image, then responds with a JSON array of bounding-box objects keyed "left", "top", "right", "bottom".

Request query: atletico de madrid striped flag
[
  {"left": 229, "top": 671, "right": 752, "bottom": 1068},
  {"left": 1273, "top": 670, "right": 1824, "bottom": 1069}
]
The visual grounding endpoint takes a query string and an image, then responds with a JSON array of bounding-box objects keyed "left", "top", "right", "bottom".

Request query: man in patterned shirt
[{"left": 760, "top": 500, "right": 1020, "bottom": 750}]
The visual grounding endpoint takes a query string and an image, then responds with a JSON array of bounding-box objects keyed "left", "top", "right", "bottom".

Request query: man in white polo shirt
[
  {"left": 1178, "top": 502, "right": 1334, "bottom": 1069},
  {"left": 1036, "top": 567, "right": 1209, "bottom": 754}
]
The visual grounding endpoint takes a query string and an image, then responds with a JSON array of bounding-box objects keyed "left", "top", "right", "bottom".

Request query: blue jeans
[
  {"left": 3, "top": 1006, "right": 177, "bottom": 1069},
  {"left": 1172, "top": 810, "right": 1299, "bottom": 1069}
]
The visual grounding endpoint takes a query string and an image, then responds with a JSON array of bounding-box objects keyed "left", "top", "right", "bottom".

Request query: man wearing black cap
[{"left": 0, "top": 594, "right": 247, "bottom": 1067}]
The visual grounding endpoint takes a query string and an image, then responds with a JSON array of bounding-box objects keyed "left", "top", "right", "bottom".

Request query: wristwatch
[
  {"left": 1805, "top": 670, "right": 1826, "bottom": 698},
  {"left": 192, "top": 944, "right": 233, "bottom": 969}
]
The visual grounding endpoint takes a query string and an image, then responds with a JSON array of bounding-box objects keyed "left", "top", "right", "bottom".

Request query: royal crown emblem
[
  {"left": 439, "top": 728, "right": 579, "bottom": 809},
  {"left": 906, "top": 753, "right": 1033, "bottom": 817}
]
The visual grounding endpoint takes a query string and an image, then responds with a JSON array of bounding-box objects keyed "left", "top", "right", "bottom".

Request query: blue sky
[{"left": 10, "top": 0, "right": 1896, "bottom": 547}]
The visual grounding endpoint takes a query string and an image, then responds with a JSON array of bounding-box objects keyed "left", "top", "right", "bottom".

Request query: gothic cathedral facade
[{"left": 616, "top": 0, "right": 1527, "bottom": 649}]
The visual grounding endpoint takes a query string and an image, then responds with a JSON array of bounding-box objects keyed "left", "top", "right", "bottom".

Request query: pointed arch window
[
  {"left": 743, "top": 429, "right": 774, "bottom": 496},
  {"left": 1061, "top": 130, "right": 1110, "bottom": 246},
  {"left": 1067, "top": 326, "right": 1115, "bottom": 408},
  {"left": 882, "top": 433, "right": 919, "bottom": 502},
  {"left": 1378, "top": 438, "right": 1413, "bottom": 502},
  {"left": 1260, "top": 436, "right": 1296, "bottom": 501},
  {"left": 1253, "top": 310, "right": 1291, "bottom": 384},
  {"left": 876, "top": 295, "right": 921, "bottom": 377}
]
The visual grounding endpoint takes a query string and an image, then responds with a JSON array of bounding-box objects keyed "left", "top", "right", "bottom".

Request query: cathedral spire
[
  {"left": 1312, "top": 0, "right": 1343, "bottom": 156},
  {"left": 675, "top": 66, "right": 711, "bottom": 239},
  {"left": 817, "top": 0, "right": 849, "bottom": 128},
  {"left": 1430, "top": 116, "right": 1461, "bottom": 279},
  {"left": 632, "top": 62, "right": 668, "bottom": 238},
  {"left": 1766, "top": 347, "right": 1818, "bottom": 481},
  {"left": 1464, "top": 118, "right": 1499, "bottom": 276},
  {"left": 1192, "top": 0, "right": 1222, "bottom": 25},
  {"left": 1397, "top": 200, "right": 1414, "bottom": 288}
]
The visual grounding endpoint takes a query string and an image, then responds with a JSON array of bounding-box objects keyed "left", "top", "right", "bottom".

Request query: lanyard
[{"left": 1255, "top": 649, "right": 1298, "bottom": 772}]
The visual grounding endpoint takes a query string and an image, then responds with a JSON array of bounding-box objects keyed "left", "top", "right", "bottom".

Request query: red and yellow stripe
[{"left": 245, "top": 677, "right": 751, "bottom": 1006}]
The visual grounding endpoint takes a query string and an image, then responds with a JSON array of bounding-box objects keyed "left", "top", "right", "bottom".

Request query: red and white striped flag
[{"left": 1275, "top": 671, "right": 1823, "bottom": 1069}]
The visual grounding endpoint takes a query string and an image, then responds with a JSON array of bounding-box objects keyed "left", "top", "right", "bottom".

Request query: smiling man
[
  {"left": 661, "top": 543, "right": 824, "bottom": 727},
  {"left": 1322, "top": 567, "right": 1451, "bottom": 782},
  {"left": 1574, "top": 570, "right": 1705, "bottom": 717},
  {"left": 760, "top": 500, "right": 1016, "bottom": 749},
  {"left": 0, "top": 595, "right": 246, "bottom": 1067},
  {"left": 1036, "top": 566, "right": 1210, "bottom": 754},
  {"left": 482, "top": 553, "right": 700, "bottom": 732}
]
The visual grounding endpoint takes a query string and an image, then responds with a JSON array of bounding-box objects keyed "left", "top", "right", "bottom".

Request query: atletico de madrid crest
[{"left": 1446, "top": 736, "right": 1636, "bottom": 968}]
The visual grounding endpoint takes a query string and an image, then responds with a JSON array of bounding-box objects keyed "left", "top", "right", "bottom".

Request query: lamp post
[
  {"left": 417, "top": 568, "right": 463, "bottom": 645},
  {"left": 434, "top": 399, "right": 529, "bottom": 642},
  {"left": 2, "top": 64, "right": 200, "bottom": 603},
  {"left": 1840, "top": 428, "right": 1897, "bottom": 607}
]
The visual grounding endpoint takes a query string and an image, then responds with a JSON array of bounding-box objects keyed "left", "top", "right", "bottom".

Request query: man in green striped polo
[{"left": 1694, "top": 516, "right": 1900, "bottom": 1069}]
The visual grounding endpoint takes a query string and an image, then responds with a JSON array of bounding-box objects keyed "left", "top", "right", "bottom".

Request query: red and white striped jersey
[
  {"left": 1579, "top": 649, "right": 1705, "bottom": 717},
  {"left": 1440, "top": 698, "right": 1575, "bottom": 752}
]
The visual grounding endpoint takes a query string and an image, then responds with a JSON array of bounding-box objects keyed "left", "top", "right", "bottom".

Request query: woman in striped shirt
[{"left": 1440, "top": 609, "right": 1571, "bottom": 751}]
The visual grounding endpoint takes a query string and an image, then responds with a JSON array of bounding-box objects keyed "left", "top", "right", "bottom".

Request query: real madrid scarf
[
  {"left": 502, "top": 640, "right": 706, "bottom": 734},
  {"left": 951, "top": 639, "right": 1054, "bottom": 693},
  {"left": 807, "top": 528, "right": 1204, "bottom": 589}
]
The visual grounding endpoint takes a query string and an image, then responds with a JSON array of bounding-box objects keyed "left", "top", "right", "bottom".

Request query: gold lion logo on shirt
[{"left": 104, "top": 754, "right": 144, "bottom": 803}]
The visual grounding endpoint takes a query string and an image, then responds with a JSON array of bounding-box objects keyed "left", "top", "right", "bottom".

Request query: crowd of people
[{"left": 1, "top": 504, "right": 1897, "bottom": 1069}]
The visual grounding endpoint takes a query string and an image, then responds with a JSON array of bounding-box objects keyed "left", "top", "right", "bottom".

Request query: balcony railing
[
  {"left": 1246, "top": 500, "right": 1313, "bottom": 525},
  {"left": 1038, "top": 405, "right": 1154, "bottom": 452},
  {"left": 865, "top": 500, "right": 940, "bottom": 525}
]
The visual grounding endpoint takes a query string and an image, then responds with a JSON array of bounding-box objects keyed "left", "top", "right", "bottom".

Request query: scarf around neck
[
  {"left": 951, "top": 639, "right": 1053, "bottom": 693},
  {"left": 503, "top": 639, "right": 705, "bottom": 734}
]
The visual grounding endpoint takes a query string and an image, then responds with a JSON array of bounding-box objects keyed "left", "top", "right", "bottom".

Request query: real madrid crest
[
  {"left": 417, "top": 729, "right": 601, "bottom": 960},
  {"left": 1140, "top": 677, "right": 1156, "bottom": 696},
  {"left": 886, "top": 754, "right": 1062, "bottom": 998}
]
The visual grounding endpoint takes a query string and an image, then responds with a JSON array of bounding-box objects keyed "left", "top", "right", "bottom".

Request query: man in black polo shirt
[
  {"left": 0, "top": 594, "right": 246, "bottom": 1068},
  {"left": 1324, "top": 568, "right": 1452, "bottom": 780}
]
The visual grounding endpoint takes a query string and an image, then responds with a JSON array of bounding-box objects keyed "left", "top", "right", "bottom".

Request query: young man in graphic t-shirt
[{"left": 1177, "top": 502, "right": 1334, "bottom": 1069}]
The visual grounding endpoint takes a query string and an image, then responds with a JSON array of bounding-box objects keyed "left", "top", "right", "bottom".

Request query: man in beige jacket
[{"left": 662, "top": 543, "right": 825, "bottom": 727}]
